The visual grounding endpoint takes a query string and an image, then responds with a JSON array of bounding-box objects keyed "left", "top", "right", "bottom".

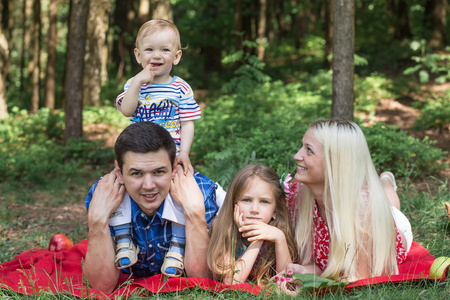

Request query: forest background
[{"left": 0, "top": 0, "right": 449, "bottom": 298}]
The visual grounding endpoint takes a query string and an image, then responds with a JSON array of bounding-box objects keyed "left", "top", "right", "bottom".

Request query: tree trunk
[
  {"left": 19, "top": 0, "right": 32, "bottom": 93},
  {"left": 0, "top": 0, "right": 10, "bottom": 118},
  {"left": 138, "top": 0, "right": 150, "bottom": 25},
  {"left": 29, "top": 0, "right": 41, "bottom": 114},
  {"left": 325, "top": 0, "right": 334, "bottom": 62},
  {"left": 331, "top": 0, "right": 354, "bottom": 120},
  {"left": 234, "top": 0, "right": 243, "bottom": 51},
  {"left": 428, "top": 0, "right": 447, "bottom": 49},
  {"left": 44, "top": 0, "right": 58, "bottom": 110},
  {"left": 394, "top": 0, "right": 411, "bottom": 39},
  {"left": 151, "top": 0, "right": 173, "bottom": 21},
  {"left": 111, "top": 0, "right": 130, "bottom": 80},
  {"left": 83, "top": 0, "right": 110, "bottom": 106},
  {"left": 65, "top": 0, "right": 89, "bottom": 142},
  {"left": 257, "top": 0, "right": 266, "bottom": 60}
]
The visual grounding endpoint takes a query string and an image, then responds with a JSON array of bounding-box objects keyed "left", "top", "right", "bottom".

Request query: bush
[
  {"left": 0, "top": 107, "right": 114, "bottom": 184},
  {"left": 363, "top": 122, "right": 447, "bottom": 179}
]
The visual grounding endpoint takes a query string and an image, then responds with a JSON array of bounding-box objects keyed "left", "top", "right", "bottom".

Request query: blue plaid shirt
[{"left": 85, "top": 171, "right": 219, "bottom": 277}]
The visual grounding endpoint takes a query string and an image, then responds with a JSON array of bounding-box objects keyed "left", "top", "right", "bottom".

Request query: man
[{"left": 82, "top": 122, "right": 219, "bottom": 293}]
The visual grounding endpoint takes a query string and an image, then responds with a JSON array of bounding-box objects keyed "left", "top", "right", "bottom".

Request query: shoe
[
  {"left": 161, "top": 251, "right": 184, "bottom": 277},
  {"left": 161, "top": 241, "right": 185, "bottom": 277},
  {"left": 380, "top": 171, "right": 397, "bottom": 191},
  {"left": 114, "top": 235, "right": 140, "bottom": 269}
]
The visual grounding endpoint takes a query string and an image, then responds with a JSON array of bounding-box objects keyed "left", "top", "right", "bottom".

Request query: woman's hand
[{"left": 273, "top": 263, "right": 311, "bottom": 296}]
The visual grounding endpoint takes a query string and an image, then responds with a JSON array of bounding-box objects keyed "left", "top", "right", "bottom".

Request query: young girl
[
  {"left": 207, "top": 164, "right": 298, "bottom": 286},
  {"left": 278, "top": 120, "right": 413, "bottom": 294}
]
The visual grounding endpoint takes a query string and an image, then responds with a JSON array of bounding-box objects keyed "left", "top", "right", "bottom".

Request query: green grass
[{"left": 0, "top": 178, "right": 448, "bottom": 299}]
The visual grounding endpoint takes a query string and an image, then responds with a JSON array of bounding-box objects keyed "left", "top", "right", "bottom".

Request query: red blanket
[{"left": 0, "top": 240, "right": 446, "bottom": 298}]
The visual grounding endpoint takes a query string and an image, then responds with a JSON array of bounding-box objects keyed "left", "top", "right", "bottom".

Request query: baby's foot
[{"left": 161, "top": 241, "right": 185, "bottom": 277}]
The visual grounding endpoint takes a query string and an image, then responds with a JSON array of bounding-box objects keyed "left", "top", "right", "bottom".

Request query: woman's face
[{"left": 293, "top": 129, "right": 325, "bottom": 187}]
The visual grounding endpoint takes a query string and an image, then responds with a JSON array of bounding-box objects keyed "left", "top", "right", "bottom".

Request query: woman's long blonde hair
[
  {"left": 207, "top": 164, "right": 298, "bottom": 286},
  {"left": 295, "top": 120, "right": 398, "bottom": 279}
]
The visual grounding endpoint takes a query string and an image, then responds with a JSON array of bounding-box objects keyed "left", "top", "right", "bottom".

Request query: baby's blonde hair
[
  {"left": 295, "top": 119, "right": 398, "bottom": 279},
  {"left": 135, "top": 19, "right": 181, "bottom": 50}
]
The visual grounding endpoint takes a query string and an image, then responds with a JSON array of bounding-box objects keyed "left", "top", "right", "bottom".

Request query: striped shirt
[
  {"left": 85, "top": 171, "right": 219, "bottom": 277},
  {"left": 116, "top": 76, "right": 201, "bottom": 152}
]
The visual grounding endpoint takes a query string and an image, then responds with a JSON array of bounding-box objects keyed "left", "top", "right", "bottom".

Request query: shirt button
[
  {"left": 148, "top": 244, "right": 152, "bottom": 248},
  {"left": 150, "top": 262, "right": 154, "bottom": 266},
  {"left": 141, "top": 213, "right": 145, "bottom": 218},
  {"left": 146, "top": 226, "right": 150, "bottom": 230}
]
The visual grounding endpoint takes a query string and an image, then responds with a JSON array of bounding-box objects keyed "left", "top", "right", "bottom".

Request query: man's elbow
[
  {"left": 185, "top": 263, "right": 208, "bottom": 278},
  {"left": 82, "top": 269, "right": 118, "bottom": 293}
]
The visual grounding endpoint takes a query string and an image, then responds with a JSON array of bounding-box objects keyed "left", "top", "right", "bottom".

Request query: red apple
[{"left": 48, "top": 234, "right": 74, "bottom": 252}]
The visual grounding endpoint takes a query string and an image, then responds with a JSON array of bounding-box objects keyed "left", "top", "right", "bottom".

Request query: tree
[
  {"left": 331, "top": 0, "right": 354, "bottom": 120},
  {"left": 234, "top": 0, "right": 243, "bottom": 51},
  {"left": 257, "top": 0, "right": 267, "bottom": 60},
  {"left": 83, "top": 0, "right": 110, "bottom": 106},
  {"left": 29, "top": 0, "right": 41, "bottom": 114},
  {"left": 44, "top": 0, "right": 58, "bottom": 110},
  {"left": 427, "top": 0, "right": 447, "bottom": 49},
  {"left": 138, "top": 0, "right": 150, "bottom": 25},
  {"left": 0, "top": 0, "right": 10, "bottom": 118},
  {"left": 151, "top": 0, "right": 173, "bottom": 21},
  {"left": 64, "top": 0, "right": 89, "bottom": 142},
  {"left": 325, "top": 0, "right": 333, "bottom": 62}
]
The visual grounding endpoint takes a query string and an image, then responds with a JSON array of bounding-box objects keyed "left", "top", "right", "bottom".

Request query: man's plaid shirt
[{"left": 85, "top": 171, "right": 219, "bottom": 277}]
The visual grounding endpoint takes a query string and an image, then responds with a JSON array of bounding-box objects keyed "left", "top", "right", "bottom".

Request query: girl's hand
[
  {"left": 239, "top": 220, "right": 284, "bottom": 244},
  {"left": 234, "top": 205, "right": 244, "bottom": 228}
]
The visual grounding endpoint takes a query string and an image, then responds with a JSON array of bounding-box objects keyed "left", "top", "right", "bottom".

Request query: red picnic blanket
[{"left": 0, "top": 240, "right": 446, "bottom": 298}]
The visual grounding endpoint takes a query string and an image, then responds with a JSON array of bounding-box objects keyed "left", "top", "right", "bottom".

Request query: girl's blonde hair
[
  {"left": 295, "top": 119, "right": 398, "bottom": 279},
  {"left": 207, "top": 164, "right": 298, "bottom": 286},
  {"left": 135, "top": 19, "right": 181, "bottom": 50}
]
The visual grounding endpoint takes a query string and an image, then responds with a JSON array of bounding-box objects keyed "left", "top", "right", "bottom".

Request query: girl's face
[
  {"left": 293, "top": 129, "right": 325, "bottom": 187},
  {"left": 235, "top": 176, "right": 276, "bottom": 224}
]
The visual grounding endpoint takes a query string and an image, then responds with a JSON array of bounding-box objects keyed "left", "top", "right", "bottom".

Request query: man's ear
[
  {"left": 114, "top": 161, "right": 125, "bottom": 184},
  {"left": 173, "top": 50, "right": 182, "bottom": 65},
  {"left": 171, "top": 162, "right": 177, "bottom": 179},
  {"left": 134, "top": 48, "right": 141, "bottom": 64}
]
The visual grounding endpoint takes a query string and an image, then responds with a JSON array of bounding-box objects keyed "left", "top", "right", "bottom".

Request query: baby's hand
[
  {"left": 135, "top": 64, "right": 155, "bottom": 85},
  {"left": 175, "top": 152, "right": 194, "bottom": 175},
  {"left": 234, "top": 205, "right": 244, "bottom": 229}
]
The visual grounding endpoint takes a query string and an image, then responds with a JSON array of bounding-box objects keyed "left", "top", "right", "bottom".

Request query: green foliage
[
  {"left": 413, "top": 97, "right": 450, "bottom": 130},
  {"left": 354, "top": 73, "right": 394, "bottom": 114},
  {"left": 363, "top": 122, "right": 447, "bottom": 179},
  {"left": 404, "top": 42, "right": 450, "bottom": 84},
  {"left": 221, "top": 44, "right": 271, "bottom": 94},
  {"left": 0, "top": 107, "right": 115, "bottom": 184}
]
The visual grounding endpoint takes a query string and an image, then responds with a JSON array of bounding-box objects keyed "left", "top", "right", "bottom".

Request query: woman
[{"left": 279, "top": 119, "right": 413, "bottom": 291}]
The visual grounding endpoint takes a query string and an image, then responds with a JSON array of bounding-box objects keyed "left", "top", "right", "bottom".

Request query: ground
[{"left": 1, "top": 87, "right": 449, "bottom": 255}]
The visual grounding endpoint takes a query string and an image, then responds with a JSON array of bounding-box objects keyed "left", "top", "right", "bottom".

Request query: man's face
[{"left": 115, "top": 149, "right": 176, "bottom": 217}]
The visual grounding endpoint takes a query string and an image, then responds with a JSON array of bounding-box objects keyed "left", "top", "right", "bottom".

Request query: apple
[
  {"left": 429, "top": 256, "right": 450, "bottom": 280},
  {"left": 48, "top": 234, "right": 74, "bottom": 252}
]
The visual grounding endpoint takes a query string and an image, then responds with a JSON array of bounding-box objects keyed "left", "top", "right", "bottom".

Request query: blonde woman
[
  {"left": 207, "top": 165, "right": 298, "bottom": 287},
  {"left": 278, "top": 119, "right": 413, "bottom": 293}
]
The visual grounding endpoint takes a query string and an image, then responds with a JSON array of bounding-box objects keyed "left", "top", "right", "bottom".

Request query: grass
[{"left": 0, "top": 176, "right": 449, "bottom": 299}]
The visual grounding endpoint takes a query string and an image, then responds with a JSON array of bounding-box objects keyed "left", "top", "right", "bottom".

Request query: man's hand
[
  {"left": 170, "top": 164, "right": 204, "bottom": 213},
  {"left": 88, "top": 170, "right": 126, "bottom": 225}
]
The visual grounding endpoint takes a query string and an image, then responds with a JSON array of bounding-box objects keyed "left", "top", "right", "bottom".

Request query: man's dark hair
[{"left": 115, "top": 122, "right": 176, "bottom": 170}]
